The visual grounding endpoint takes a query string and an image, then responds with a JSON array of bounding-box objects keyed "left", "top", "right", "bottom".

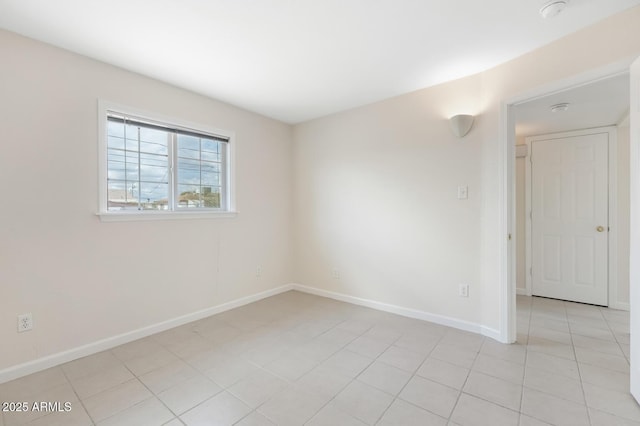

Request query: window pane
[
  {"left": 201, "top": 151, "right": 220, "bottom": 162},
  {"left": 140, "top": 127, "right": 168, "bottom": 145},
  {"left": 140, "top": 153, "right": 169, "bottom": 181},
  {"left": 104, "top": 112, "right": 229, "bottom": 214},
  {"left": 201, "top": 175, "right": 220, "bottom": 187},
  {"left": 107, "top": 121, "right": 125, "bottom": 138},
  {"left": 177, "top": 184, "right": 201, "bottom": 208},
  {"left": 139, "top": 183, "right": 168, "bottom": 210},
  {"left": 107, "top": 151, "right": 127, "bottom": 180},
  {"left": 107, "top": 136, "right": 125, "bottom": 150},
  {"left": 175, "top": 135, "right": 225, "bottom": 209},
  {"left": 201, "top": 162, "right": 220, "bottom": 173},
  {"left": 107, "top": 181, "right": 139, "bottom": 211},
  {"left": 124, "top": 161, "right": 140, "bottom": 182},
  {"left": 107, "top": 181, "right": 169, "bottom": 211},
  {"left": 106, "top": 122, "right": 169, "bottom": 211},
  {"left": 178, "top": 148, "right": 199, "bottom": 160},
  {"left": 201, "top": 171, "right": 220, "bottom": 186},
  {"left": 177, "top": 185, "right": 221, "bottom": 209},
  {"left": 139, "top": 165, "right": 167, "bottom": 182},
  {"left": 178, "top": 135, "right": 200, "bottom": 151},
  {"left": 177, "top": 158, "right": 200, "bottom": 184},
  {"left": 201, "top": 139, "right": 220, "bottom": 153},
  {"left": 125, "top": 124, "right": 137, "bottom": 137},
  {"left": 125, "top": 138, "right": 139, "bottom": 152},
  {"left": 202, "top": 187, "right": 221, "bottom": 208},
  {"left": 140, "top": 141, "right": 168, "bottom": 156}
]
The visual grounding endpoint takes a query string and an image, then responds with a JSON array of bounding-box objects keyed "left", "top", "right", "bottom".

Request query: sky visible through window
[{"left": 107, "top": 120, "right": 222, "bottom": 210}]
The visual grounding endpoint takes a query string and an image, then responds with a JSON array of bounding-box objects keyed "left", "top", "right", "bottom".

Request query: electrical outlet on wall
[
  {"left": 17, "top": 313, "right": 33, "bottom": 332},
  {"left": 331, "top": 268, "right": 340, "bottom": 280},
  {"left": 256, "top": 265, "right": 262, "bottom": 278},
  {"left": 459, "top": 284, "right": 469, "bottom": 298}
]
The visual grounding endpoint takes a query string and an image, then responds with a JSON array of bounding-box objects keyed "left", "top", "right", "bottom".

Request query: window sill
[{"left": 97, "top": 210, "right": 238, "bottom": 222}]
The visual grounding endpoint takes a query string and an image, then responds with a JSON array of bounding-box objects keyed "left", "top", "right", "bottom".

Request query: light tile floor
[{"left": 0, "top": 292, "right": 636, "bottom": 425}]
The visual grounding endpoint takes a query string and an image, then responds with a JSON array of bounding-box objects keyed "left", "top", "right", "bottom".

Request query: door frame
[
  {"left": 523, "top": 127, "right": 618, "bottom": 307},
  {"left": 629, "top": 55, "right": 640, "bottom": 402},
  {"left": 499, "top": 58, "right": 634, "bottom": 344}
]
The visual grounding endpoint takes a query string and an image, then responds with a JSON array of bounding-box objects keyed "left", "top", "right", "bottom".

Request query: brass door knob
[{"left": 596, "top": 226, "right": 605, "bottom": 232}]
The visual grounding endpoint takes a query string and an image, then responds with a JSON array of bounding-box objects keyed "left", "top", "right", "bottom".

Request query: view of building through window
[{"left": 106, "top": 116, "right": 226, "bottom": 211}]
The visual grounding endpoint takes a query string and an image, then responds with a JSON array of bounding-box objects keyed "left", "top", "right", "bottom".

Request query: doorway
[
  {"left": 524, "top": 127, "right": 616, "bottom": 306},
  {"left": 500, "top": 61, "right": 633, "bottom": 345}
]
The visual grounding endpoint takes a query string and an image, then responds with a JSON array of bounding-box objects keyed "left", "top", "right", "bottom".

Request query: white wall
[
  {"left": 293, "top": 6, "right": 640, "bottom": 335},
  {"left": 293, "top": 75, "right": 485, "bottom": 327},
  {"left": 0, "top": 30, "right": 293, "bottom": 373}
]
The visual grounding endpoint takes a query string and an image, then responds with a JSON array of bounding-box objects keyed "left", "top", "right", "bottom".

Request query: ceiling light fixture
[
  {"left": 539, "top": 0, "right": 568, "bottom": 19},
  {"left": 550, "top": 103, "right": 570, "bottom": 113}
]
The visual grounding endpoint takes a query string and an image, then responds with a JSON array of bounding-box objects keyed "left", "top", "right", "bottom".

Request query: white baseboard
[
  {"left": 609, "top": 301, "right": 630, "bottom": 311},
  {"left": 0, "top": 284, "right": 294, "bottom": 384},
  {"left": 1, "top": 282, "right": 507, "bottom": 384},
  {"left": 291, "top": 284, "right": 502, "bottom": 341},
  {"left": 516, "top": 289, "right": 629, "bottom": 311}
]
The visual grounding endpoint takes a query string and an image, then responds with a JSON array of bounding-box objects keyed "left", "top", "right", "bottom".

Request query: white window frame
[{"left": 97, "top": 100, "right": 237, "bottom": 222}]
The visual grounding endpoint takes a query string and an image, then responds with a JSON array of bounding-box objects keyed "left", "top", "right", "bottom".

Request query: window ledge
[{"left": 97, "top": 210, "right": 238, "bottom": 222}]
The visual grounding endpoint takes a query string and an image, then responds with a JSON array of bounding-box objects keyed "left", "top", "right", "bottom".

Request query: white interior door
[
  {"left": 530, "top": 131, "right": 609, "bottom": 305},
  {"left": 629, "top": 56, "right": 640, "bottom": 402}
]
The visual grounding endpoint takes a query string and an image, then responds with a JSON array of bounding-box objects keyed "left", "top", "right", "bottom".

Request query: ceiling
[
  {"left": 515, "top": 72, "right": 630, "bottom": 137},
  {"left": 1, "top": 0, "right": 639, "bottom": 123}
]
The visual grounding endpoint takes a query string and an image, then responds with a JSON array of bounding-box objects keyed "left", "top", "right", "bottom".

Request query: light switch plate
[{"left": 457, "top": 185, "right": 468, "bottom": 199}]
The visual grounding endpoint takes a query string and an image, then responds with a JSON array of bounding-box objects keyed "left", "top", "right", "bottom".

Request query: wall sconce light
[{"left": 449, "top": 114, "right": 475, "bottom": 138}]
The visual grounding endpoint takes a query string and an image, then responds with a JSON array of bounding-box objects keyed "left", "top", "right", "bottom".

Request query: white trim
[
  {"left": 97, "top": 210, "right": 238, "bottom": 222},
  {"left": 480, "top": 326, "right": 503, "bottom": 342},
  {"left": 291, "top": 284, "right": 502, "bottom": 341},
  {"left": 499, "top": 103, "right": 517, "bottom": 344},
  {"left": 524, "top": 127, "right": 618, "bottom": 307},
  {"left": 629, "top": 56, "right": 640, "bottom": 402},
  {"left": 525, "top": 137, "right": 533, "bottom": 297},
  {"left": 97, "top": 100, "right": 237, "bottom": 217},
  {"left": 0, "top": 282, "right": 507, "bottom": 384},
  {"left": 507, "top": 104, "right": 517, "bottom": 344},
  {"left": 516, "top": 288, "right": 530, "bottom": 296},
  {"left": 505, "top": 58, "right": 634, "bottom": 108},
  {"left": 610, "top": 302, "right": 630, "bottom": 311},
  {"left": 619, "top": 113, "right": 630, "bottom": 127},
  {"left": 609, "top": 128, "right": 619, "bottom": 309},
  {"left": 0, "top": 284, "right": 293, "bottom": 384},
  {"left": 501, "top": 58, "right": 634, "bottom": 345}
]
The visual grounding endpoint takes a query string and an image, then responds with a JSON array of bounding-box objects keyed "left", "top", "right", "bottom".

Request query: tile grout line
[
  {"left": 517, "top": 294, "right": 533, "bottom": 424},
  {"left": 301, "top": 320, "right": 403, "bottom": 425},
  {"left": 103, "top": 357, "right": 175, "bottom": 425},
  {"left": 564, "top": 300, "right": 594, "bottom": 426},
  {"left": 59, "top": 365, "right": 97, "bottom": 426},
  {"left": 233, "top": 314, "right": 376, "bottom": 425},
  {"left": 151, "top": 319, "right": 275, "bottom": 424},
  {"left": 443, "top": 348, "right": 478, "bottom": 424},
  {"left": 369, "top": 330, "right": 446, "bottom": 425},
  {"left": 599, "top": 305, "right": 631, "bottom": 366},
  {"left": 519, "top": 297, "right": 577, "bottom": 423}
]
